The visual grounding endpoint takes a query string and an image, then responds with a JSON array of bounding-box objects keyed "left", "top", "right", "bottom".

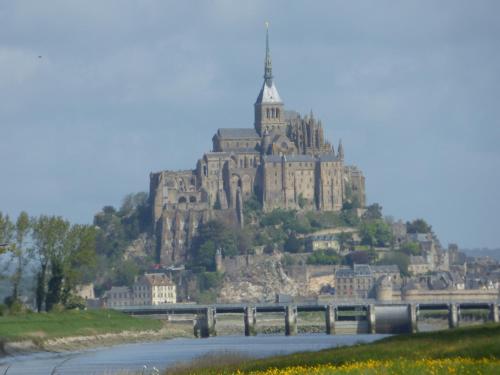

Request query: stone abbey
[{"left": 150, "top": 27, "right": 366, "bottom": 266}]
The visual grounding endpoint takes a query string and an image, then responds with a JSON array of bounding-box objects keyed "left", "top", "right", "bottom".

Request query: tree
[
  {"left": 297, "top": 194, "right": 307, "bottom": 209},
  {"left": 363, "top": 203, "right": 383, "bottom": 221},
  {"left": 0, "top": 212, "right": 14, "bottom": 255},
  {"left": 377, "top": 252, "right": 410, "bottom": 276},
  {"left": 45, "top": 260, "right": 64, "bottom": 311},
  {"left": 345, "top": 250, "right": 377, "bottom": 266},
  {"left": 306, "top": 250, "right": 341, "bottom": 265},
  {"left": 32, "top": 215, "right": 69, "bottom": 312},
  {"left": 406, "top": 219, "right": 432, "bottom": 234},
  {"left": 190, "top": 220, "right": 238, "bottom": 271},
  {"left": 10, "top": 212, "right": 30, "bottom": 300},
  {"left": 359, "top": 220, "right": 393, "bottom": 248},
  {"left": 59, "top": 224, "right": 97, "bottom": 304},
  {"left": 113, "top": 259, "right": 139, "bottom": 287},
  {"left": 400, "top": 241, "right": 422, "bottom": 256},
  {"left": 32, "top": 216, "right": 96, "bottom": 311},
  {"left": 236, "top": 228, "right": 253, "bottom": 255},
  {"left": 284, "top": 235, "right": 304, "bottom": 253},
  {"left": 336, "top": 232, "right": 353, "bottom": 252}
]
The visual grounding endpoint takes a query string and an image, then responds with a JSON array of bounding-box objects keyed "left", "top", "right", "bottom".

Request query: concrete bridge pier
[
  {"left": 199, "top": 307, "right": 216, "bottom": 338},
  {"left": 244, "top": 306, "right": 257, "bottom": 336},
  {"left": 285, "top": 305, "right": 298, "bottom": 336},
  {"left": 489, "top": 304, "right": 499, "bottom": 323},
  {"left": 367, "top": 304, "right": 376, "bottom": 334},
  {"left": 325, "top": 305, "right": 336, "bottom": 335},
  {"left": 408, "top": 304, "right": 418, "bottom": 333},
  {"left": 448, "top": 303, "right": 459, "bottom": 329}
]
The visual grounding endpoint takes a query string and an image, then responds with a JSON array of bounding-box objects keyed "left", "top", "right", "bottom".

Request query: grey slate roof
[
  {"left": 284, "top": 154, "right": 315, "bottom": 162},
  {"left": 371, "top": 265, "right": 400, "bottom": 274},
  {"left": 319, "top": 154, "right": 339, "bottom": 162},
  {"left": 223, "top": 148, "right": 260, "bottom": 154},
  {"left": 310, "top": 235, "right": 338, "bottom": 241},
  {"left": 263, "top": 155, "right": 282, "bottom": 163},
  {"left": 217, "top": 128, "right": 260, "bottom": 139},
  {"left": 336, "top": 264, "right": 373, "bottom": 278}
]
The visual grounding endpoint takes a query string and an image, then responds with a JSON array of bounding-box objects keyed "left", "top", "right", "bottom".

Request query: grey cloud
[{"left": 0, "top": 0, "right": 499, "bottom": 248}]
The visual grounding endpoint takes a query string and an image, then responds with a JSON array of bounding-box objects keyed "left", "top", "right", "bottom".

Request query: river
[{"left": 0, "top": 334, "right": 389, "bottom": 374}]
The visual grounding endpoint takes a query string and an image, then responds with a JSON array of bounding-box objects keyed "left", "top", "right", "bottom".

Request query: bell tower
[{"left": 254, "top": 23, "right": 286, "bottom": 136}]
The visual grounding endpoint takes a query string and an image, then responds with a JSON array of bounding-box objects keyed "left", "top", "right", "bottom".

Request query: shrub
[{"left": 306, "top": 250, "right": 341, "bottom": 265}]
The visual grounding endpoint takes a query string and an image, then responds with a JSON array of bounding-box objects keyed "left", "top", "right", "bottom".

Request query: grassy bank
[
  {"left": 0, "top": 309, "right": 162, "bottom": 343},
  {"left": 166, "top": 323, "right": 500, "bottom": 374}
]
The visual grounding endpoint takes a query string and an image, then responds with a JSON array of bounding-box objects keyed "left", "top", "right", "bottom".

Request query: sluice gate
[{"left": 121, "top": 301, "right": 499, "bottom": 338}]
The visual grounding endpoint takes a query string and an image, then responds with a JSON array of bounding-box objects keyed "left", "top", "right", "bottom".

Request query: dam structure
[{"left": 119, "top": 300, "right": 500, "bottom": 338}]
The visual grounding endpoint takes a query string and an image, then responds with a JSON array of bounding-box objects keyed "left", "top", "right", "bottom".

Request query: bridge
[{"left": 118, "top": 301, "right": 500, "bottom": 338}]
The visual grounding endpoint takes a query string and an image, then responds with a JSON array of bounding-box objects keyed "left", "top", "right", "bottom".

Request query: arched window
[
  {"left": 189, "top": 196, "right": 196, "bottom": 203},
  {"left": 266, "top": 108, "right": 270, "bottom": 118},
  {"left": 276, "top": 108, "right": 280, "bottom": 119},
  {"left": 271, "top": 108, "right": 275, "bottom": 118},
  {"left": 178, "top": 197, "right": 187, "bottom": 204}
]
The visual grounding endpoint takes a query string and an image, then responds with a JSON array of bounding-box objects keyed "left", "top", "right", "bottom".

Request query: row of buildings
[{"left": 103, "top": 273, "right": 177, "bottom": 308}]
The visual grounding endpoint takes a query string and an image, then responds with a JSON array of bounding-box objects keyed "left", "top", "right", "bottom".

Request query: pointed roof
[
  {"left": 256, "top": 22, "right": 282, "bottom": 104},
  {"left": 338, "top": 139, "right": 344, "bottom": 160},
  {"left": 264, "top": 21, "right": 273, "bottom": 86}
]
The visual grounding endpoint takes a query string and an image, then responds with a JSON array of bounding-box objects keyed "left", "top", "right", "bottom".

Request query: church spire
[
  {"left": 338, "top": 139, "right": 344, "bottom": 160},
  {"left": 264, "top": 21, "right": 273, "bottom": 87}
]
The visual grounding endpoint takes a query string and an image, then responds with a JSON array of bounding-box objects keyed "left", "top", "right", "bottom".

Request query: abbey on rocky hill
[{"left": 150, "top": 26, "right": 366, "bottom": 266}]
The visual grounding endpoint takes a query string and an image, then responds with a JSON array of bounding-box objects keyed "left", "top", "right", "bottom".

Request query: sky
[{"left": 1, "top": 1, "right": 499, "bottom": 249}]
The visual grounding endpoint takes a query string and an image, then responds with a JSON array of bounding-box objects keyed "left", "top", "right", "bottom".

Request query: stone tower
[{"left": 254, "top": 23, "right": 286, "bottom": 136}]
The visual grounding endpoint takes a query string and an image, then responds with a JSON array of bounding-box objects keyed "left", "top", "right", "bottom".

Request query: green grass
[
  {"left": 0, "top": 309, "right": 162, "bottom": 342},
  {"left": 165, "top": 323, "right": 500, "bottom": 374}
]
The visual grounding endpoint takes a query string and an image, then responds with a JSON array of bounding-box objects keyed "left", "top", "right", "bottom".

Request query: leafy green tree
[
  {"left": 377, "top": 252, "right": 410, "bottom": 276},
  {"left": 243, "top": 194, "right": 262, "bottom": 220},
  {"left": 306, "top": 250, "right": 341, "bottom": 265},
  {"left": 45, "top": 260, "right": 64, "bottom": 311},
  {"left": 113, "top": 259, "right": 140, "bottom": 287},
  {"left": 406, "top": 219, "right": 432, "bottom": 234},
  {"left": 32, "top": 216, "right": 70, "bottom": 312},
  {"left": 10, "top": 212, "right": 30, "bottom": 300},
  {"left": 60, "top": 224, "right": 97, "bottom": 303},
  {"left": 363, "top": 203, "right": 383, "bottom": 220},
  {"left": 198, "top": 272, "right": 223, "bottom": 291},
  {"left": 284, "top": 235, "right": 304, "bottom": 253},
  {"left": 0, "top": 212, "right": 14, "bottom": 255},
  {"left": 339, "top": 210, "right": 360, "bottom": 227},
  {"left": 359, "top": 219, "right": 393, "bottom": 248},
  {"left": 32, "top": 216, "right": 96, "bottom": 311},
  {"left": 236, "top": 228, "right": 253, "bottom": 255},
  {"left": 190, "top": 220, "right": 237, "bottom": 271},
  {"left": 297, "top": 194, "right": 307, "bottom": 209},
  {"left": 336, "top": 232, "right": 354, "bottom": 252},
  {"left": 345, "top": 250, "right": 377, "bottom": 265},
  {"left": 400, "top": 241, "right": 422, "bottom": 256}
]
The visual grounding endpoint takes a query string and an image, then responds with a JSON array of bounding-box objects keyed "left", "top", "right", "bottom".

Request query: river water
[{"left": 0, "top": 334, "right": 389, "bottom": 375}]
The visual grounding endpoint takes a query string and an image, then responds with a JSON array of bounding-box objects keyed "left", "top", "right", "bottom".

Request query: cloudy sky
[{"left": 1, "top": 1, "right": 499, "bottom": 249}]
